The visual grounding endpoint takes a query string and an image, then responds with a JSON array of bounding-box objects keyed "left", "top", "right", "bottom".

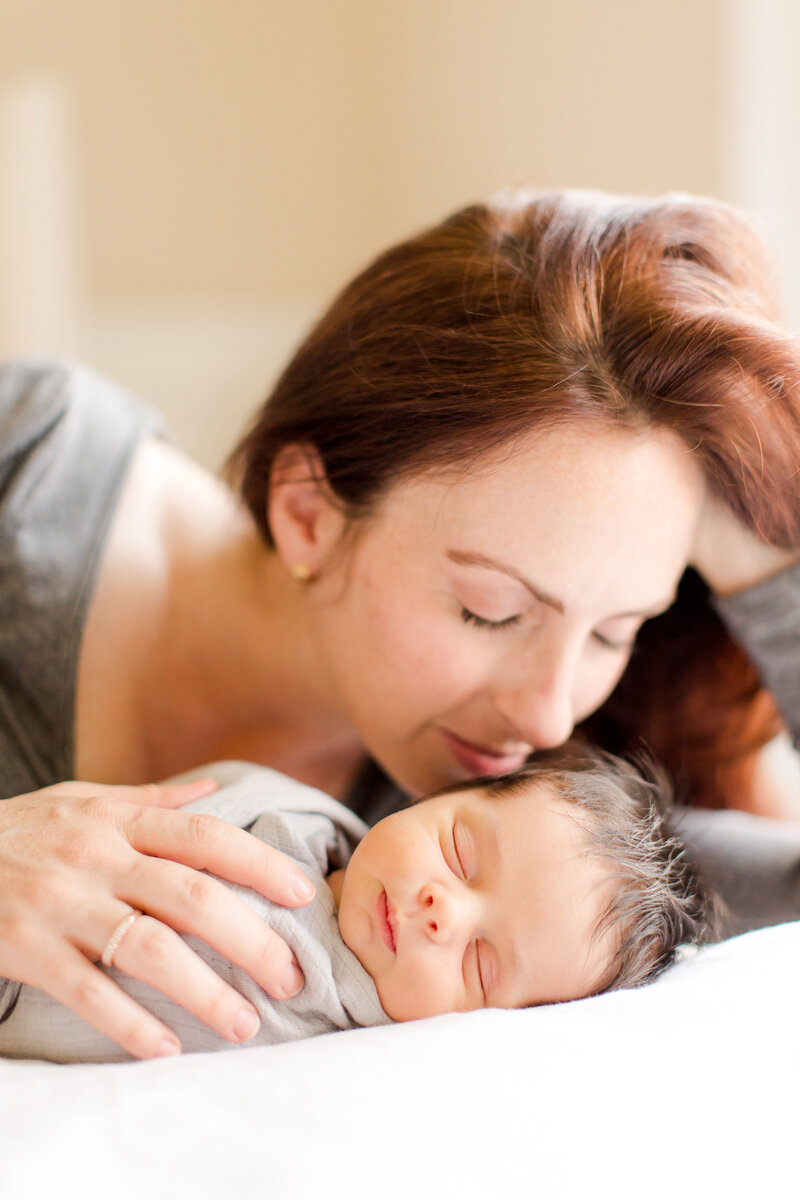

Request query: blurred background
[{"left": 0, "top": 0, "right": 798, "bottom": 467}]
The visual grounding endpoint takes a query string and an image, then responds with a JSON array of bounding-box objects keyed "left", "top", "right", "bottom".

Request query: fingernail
[
  {"left": 233, "top": 1007, "right": 260, "bottom": 1041},
  {"left": 281, "top": 962, "right": 303, "bottom": 997},
  {"left": 291, "top": 875, "right": 315, "bottom": 903},
  {"left": 156, "top": 1037, "right": 181, "bottom": 1057}
]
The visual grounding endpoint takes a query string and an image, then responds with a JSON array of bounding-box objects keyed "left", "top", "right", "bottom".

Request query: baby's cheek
[
  {"left": 376, "top": 960, "right": 463, "bottom": 1023},
  {"left": 336, "top": 898, "right": 369, "bottom": 968}
]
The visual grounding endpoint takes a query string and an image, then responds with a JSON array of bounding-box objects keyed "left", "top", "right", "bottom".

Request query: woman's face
[{"left": 305, "top": 422, "right": 704, "bottom": 798}]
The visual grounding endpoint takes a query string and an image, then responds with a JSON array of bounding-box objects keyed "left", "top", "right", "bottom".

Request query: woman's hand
[
  {"left": 0, "top": 778, "right": 315, "bottom": 1059},
  {"left": 691, "top": 491, "right": 800, "bottom": 597}
]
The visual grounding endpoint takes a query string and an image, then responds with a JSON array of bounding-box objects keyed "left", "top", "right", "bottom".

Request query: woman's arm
[
  {"left": 0, "top": 777, "right": 314, "bottom": 1059},
  {"left": 692, "top": 493, "right": 800, "bottom": 818},
  {"left": 691, "top": 492, "right": 800, "bottom": 599},
  {"left": 693, "top": 493, "right": 800, "bottom": 742}
]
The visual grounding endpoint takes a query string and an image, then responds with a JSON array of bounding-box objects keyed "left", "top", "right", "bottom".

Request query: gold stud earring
[{"left": 290, "top": 562, "right": 312, "bottom": 582}]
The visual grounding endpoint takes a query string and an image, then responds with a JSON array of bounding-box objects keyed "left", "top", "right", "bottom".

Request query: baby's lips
[
  {"left": 376, "top": 888, "right": 397, "bottom": 953},
  {"left": 386, "top": 895, "right": 399, "bottom": 951}
]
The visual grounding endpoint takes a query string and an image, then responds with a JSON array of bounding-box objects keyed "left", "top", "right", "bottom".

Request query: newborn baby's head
[{"left": 328, "top": 745, "right": 709, "bottom": 1021}]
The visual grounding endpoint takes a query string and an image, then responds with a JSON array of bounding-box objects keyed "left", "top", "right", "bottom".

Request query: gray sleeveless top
[{"left": 0, "top": 359, "right": 161, "bottom": 798}]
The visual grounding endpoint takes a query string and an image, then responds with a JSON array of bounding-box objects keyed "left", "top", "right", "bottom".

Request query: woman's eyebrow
[
  {"left": 446, "top": 549, "right": 564, "bottom": 613},
  {"left": 446, "top": 549, "right": 675, "bottom": 620}
]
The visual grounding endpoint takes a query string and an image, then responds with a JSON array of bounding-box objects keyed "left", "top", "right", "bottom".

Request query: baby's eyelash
[
  {"left": 476, "top": 943, "right": 487, "bottom": 1002},
  {"left": 460, "top": 607, "right": 522, "bottom": 631},
  {"left": 451, "top": 826, "right": 466, "bottom": 879}
]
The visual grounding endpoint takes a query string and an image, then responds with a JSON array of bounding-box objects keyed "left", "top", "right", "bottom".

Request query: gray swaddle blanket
[{"left": 0, "top": 763, "right": 391, "bottom": 1062}]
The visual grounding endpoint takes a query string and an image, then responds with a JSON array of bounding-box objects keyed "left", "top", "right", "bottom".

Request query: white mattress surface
[{"left": 2, "top": 921, "right": 797, "bottom": 1200}]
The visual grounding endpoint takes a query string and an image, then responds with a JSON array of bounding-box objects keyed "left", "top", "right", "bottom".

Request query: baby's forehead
[
  {"left": 471, "top": 777, "right": 593, "bottom": 838},
  {"left": 449, "top": 781, "right": 604, "bottom": 882}
]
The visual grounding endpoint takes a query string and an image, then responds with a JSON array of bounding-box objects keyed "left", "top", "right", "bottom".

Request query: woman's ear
[{"left": 268, "top": 444, "right": 347, "bottom": 578}]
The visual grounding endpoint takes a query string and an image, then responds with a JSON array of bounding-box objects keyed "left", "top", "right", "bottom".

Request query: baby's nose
[{"left": 417, "top": 882, "right": 462, "bottom": 942}]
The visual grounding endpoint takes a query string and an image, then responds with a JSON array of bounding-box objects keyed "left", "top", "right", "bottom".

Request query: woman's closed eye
[
  {"left": 460, "top": 606, "right": 522, "bottom": 631},
  {"left": 592, "top": 631, "right": 635, "bottom": 652},
  {"left": 592, "top": 621, "right": 642, "bottom": 653}
]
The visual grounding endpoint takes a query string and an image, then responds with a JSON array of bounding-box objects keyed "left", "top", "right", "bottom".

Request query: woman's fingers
[
  {"left": 691, "top": 489, "right": 800, "bottom": 595},
  {"left": 0, "top": 783, "right": 313, "bottom": 1058},
  {"left": 36, "top": 777, "right": 222, "bottom": 810},
  {"left": 125, "top": 778, "right": 221, "bottom": 809},
  {"left": 31, "top": 941, "right": 183, "bottom": 1060},
  {"left": 120, "top": 856, "right": 305, "bottom": 999},
  {"left": 108, "top": 914, "right": 265, "bottom": 1044},
  {"left": 124, "top": 804, "right": 316, "bottom": 907},
  {"left": 108, "top": 801, "right": 312, "bottom": 999}
]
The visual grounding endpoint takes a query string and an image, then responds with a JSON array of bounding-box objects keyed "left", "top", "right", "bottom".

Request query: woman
[{"left": 2, "top": 187, "right": 799, "bottom": 1059}]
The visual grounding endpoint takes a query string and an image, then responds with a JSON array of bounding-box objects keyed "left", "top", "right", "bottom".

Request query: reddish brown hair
[{"left": 228, "top": 187, "right": 800, "bottom": 807}]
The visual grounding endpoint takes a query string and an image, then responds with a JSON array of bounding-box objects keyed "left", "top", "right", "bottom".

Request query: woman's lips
[
  {"left": 441, "top": 729, "right": 531, "bottom": 777},
  {"left": 376, "top": 889, "right": 396, "bottom": 953}
]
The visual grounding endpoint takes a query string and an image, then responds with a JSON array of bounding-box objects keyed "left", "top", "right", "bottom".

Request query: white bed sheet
[{"left": 2, "top": 922, "right": 797, "bottom": 1200}]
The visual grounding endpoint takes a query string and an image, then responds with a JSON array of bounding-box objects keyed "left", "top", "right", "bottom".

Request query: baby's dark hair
[{"left": 449, "top": 742, "right": 715, "bottom": 994}]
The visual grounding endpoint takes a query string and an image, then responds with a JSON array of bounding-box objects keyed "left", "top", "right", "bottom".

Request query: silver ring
[{"left": 100, "top": 908, "right": 142, "bottom": 968}]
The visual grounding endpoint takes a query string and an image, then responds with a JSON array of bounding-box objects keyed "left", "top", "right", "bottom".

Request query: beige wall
[
  {"left": 2, "top": 0, "right": 727, "bottom": 304},
  {"left": 1, "top": 0, "right": 388, "bottom": 300},
  {"left": 378, "top": 1, "right": 727, "bottom": 249},
  {"left": 0, "top": 0, "right": 733, "bottom": 464}
]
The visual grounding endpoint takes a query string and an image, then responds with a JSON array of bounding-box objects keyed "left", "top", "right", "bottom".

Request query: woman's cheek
[
  {"left": 577, "top": 653, "right": 631, "bottom": 721},
  {"left": 377, "top": 603, "right": 479, "bottom": 691}
]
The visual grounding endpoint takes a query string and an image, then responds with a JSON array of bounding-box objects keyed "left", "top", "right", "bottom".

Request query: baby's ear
[{"left": 268, "top": 444, "right": 347, "bottom": 576}]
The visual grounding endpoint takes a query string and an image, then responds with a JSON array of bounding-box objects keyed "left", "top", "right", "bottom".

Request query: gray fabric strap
[{"left": 0, "top": 359, "right": 162, "bottom": 796}]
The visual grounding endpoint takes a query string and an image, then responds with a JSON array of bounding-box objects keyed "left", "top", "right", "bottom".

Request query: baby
[{"left": 0, "top": 744, "right": 710, "bottom": 1061}]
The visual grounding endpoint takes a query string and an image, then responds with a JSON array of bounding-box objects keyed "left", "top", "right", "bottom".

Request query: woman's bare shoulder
[{"left": 74, "top": 437, "right": 245, "bottom": 781}]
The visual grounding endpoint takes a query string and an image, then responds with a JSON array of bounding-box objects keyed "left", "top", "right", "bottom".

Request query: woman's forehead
[
  {"left": 362, "top": 423, "right": 702, "bottom": 608},
  {"left": 381, "top": 420, "right": 700, "bottom": 504}
]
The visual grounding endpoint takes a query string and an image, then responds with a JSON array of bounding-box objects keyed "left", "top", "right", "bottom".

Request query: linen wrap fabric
[{"left": 0, "top": 763, "right": 391, "bottom": 1061}]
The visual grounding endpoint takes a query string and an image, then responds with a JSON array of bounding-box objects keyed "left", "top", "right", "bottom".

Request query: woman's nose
[{"left": 493, "top": 653, "right": 576, "bottom": 750}]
